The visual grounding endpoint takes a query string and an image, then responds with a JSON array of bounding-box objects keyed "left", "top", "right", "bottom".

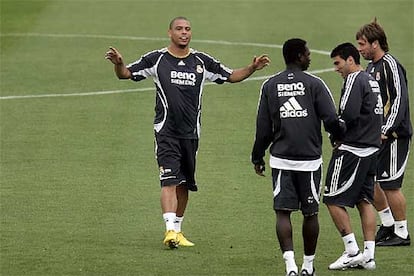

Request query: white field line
[
  {"left": 0, "top": 33, "right": 333, "bottom": 100},
  {"left": 0, "top": 33, "right": 332, "bottom": 55},
  {"left": 0, "top": 68, "right": 334, "bottom": 100}
]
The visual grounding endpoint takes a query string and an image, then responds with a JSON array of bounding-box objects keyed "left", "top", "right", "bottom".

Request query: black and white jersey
[
  {"left": 366, "top": 53, "right": 412, "bottom": 138},
  {"left": 337, "top": 71, "right": 383, "bottom": 151},
  {"left": 127, "top": 48, "right": 233, "bottom": 139},
  {"left": 251, "top": 67, "right": 341, "bottom": 171}
]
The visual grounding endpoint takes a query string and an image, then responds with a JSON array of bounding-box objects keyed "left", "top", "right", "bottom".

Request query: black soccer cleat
[
  {"left": 376, "top": 233, "right": 411, "bottom": 246},
  {"left": 375, "top": 224, "right": 394, "bottom": 243}
]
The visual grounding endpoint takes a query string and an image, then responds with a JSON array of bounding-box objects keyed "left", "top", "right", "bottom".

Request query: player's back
[{"left": 263, "top": 69, "right": 338, "bottom": 161}]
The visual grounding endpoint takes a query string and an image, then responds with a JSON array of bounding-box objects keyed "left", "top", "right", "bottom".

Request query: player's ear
[{"left": 346, "top": 56, "right": 354, "bottom": 65}]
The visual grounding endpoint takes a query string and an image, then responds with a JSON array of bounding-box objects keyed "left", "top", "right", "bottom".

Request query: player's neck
[
  {"left": 286, "top": 63, "right": 302, "bottom": 71},
  {"left": 167, "top": 45, "right": 190, "bottom": 58},
  {"left": 350, "top": 65, "right": 363, "bottom": 74},
  {"left": 372, "top": 50, "right": 386, "bottom": 63}
]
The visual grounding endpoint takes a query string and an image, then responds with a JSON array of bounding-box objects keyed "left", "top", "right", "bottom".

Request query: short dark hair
[
  {"left": 356, "top": 17, "right": 389, "bottom": 52},
  {"left": 330, "top": 42, "right": 361, "bottom": 65},
  {"left": 282, "top": 38, "right": 307, "bottom": 64},
  {"left": 169, "top": 16, "right": 189, "bottom": 29}
]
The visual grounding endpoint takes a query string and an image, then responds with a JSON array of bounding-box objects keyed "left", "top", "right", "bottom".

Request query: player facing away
[
  {"left": 356, "top": 18, "right": 412, "bottom": 246},
  {"left": 251, "top": 38, "right": 342, "bottom": 276},
  {"left": 105, "top": 16, "right": 270, "bottom": 249},
  {"left": 324, "top": 43, "right": 383, "bottom": 271}
]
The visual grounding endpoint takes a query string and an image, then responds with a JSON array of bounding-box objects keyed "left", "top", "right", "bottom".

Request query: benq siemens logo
[
  {"left": 280, "top": 97, "right": 308, "bottom": 118},
  {"left": 170, "top": 71, "right": 196, "bottom": 86}
]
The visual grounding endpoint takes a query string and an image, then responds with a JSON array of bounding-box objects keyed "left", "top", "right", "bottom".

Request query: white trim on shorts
[{"left": 378, "top": 138, "right": 410, "bottom": 182}]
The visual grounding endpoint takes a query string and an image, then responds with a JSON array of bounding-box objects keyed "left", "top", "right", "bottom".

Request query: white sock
[
  {"left": 363, "top": 241, "right": 375, "bottom": 261},
  {"left": 378, "top": 207, "right": 395, "bottom": 227},
  {"left": 174, "top": 216, "right": 184, "bottom": 233},
  {"left": 163, "top": 212, "right": 176, "bottom": 231},
  {"left": 394, "top": 220, "right": 409, "bottom": 239},
  {"left": 301, "top": 255, "right": 315, "bottom": 274},
  {"left": 342, "top": 233, "right": 359, "bottom": 255},
  {"left": 283, "top": 251, "right": 297, "bottom": 274}
]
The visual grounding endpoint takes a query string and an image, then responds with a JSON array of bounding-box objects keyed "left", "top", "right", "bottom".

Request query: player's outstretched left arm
[{"left": 228, "top": 54, "right": 270, "bottom": 83}]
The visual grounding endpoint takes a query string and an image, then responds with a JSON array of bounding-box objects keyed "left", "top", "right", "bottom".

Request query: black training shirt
[
  {"left": 127, "top": 48, "right": 233, "bottom": 139},
  {"left": 252, "top": 67, "right": 341, "bottom": 171}
]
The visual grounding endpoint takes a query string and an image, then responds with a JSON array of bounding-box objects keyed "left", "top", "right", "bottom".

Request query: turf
[{"left": 1, "top": 0, "right": 413, "bottom": 275}]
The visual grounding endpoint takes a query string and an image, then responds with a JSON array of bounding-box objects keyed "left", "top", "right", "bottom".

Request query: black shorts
[
  {"left": 271, "top": 167, "right": 322, "bottom": 216},
  {"left": 377, "top": 137, "right": 411, "bottom": 189},
  {"left": 155, "top": 134, "right": 199, "bottom": 191},
  {"left": 323, "top": 149, "right": 377, "bottom": 207}
]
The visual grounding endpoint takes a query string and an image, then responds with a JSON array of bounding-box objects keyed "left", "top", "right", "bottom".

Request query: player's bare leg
[
  {"left": 161, "top": 185, "right": 179, "bottom": 248},
  {"left": 276, "top": 210, "right": 298, "bottom": 275},
  {"left": 174, "top": 184, "right": 194, "bottom": 246},
  {"left": 384, "top": 189, "right": 407, "bottom": 222},
  {"left": 376, "top": 188, "right": 411, "bottom": 246},
  {"left": 301, "top": 214, "right": 318, "bottom": 275}
]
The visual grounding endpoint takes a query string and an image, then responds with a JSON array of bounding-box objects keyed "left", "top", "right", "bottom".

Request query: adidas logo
[
  {"left": 381, "top": 171, "right": 389, "bottom": 178},
  {"left": 178, "top": 60, "right": 185, "bottom": 66},
  {"left": 280, "top": 97, "right": 308, "bottom": 118}
]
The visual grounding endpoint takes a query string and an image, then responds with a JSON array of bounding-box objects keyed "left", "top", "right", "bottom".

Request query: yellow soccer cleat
[
  {"left": 177, "top": 232, "right": 195, "bottom": 246},
  {"left": 163, "top": 230, "right": 178, "bottom": 249}
]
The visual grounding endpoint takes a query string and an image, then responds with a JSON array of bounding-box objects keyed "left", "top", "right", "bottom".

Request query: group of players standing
[
  {"left": 252, "top": 19, "right": 411, "bottom": 276},
  {"left": 105, "top": 17, "right": 411, "bottom": 276}
]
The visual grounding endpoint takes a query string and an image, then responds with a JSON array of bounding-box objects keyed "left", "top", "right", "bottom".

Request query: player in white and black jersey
[
  {"left": 356, "top": 18, "right": 412, "bottom": 247},
  {"left": 324, "top": 43, "right": 383, "bottom": 271},
  {"left": 251, "top": 38, "right": 342, "bottom": 276},
  {"left": 105, "top": 16, "right": 270, "bottom": 249}
]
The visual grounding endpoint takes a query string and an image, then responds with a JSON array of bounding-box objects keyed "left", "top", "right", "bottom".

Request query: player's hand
[
  {"left": 252, "top": 54, "right": 270, "bottom": 70},
  {"left": 105, "top": 47, "right": 124, "bottom": 65},
  {"left": 254, "top": 163, "right": 266, "bottom": 177}
]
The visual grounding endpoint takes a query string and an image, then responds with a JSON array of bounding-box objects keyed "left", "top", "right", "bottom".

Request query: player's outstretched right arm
[{"left": 105, "top": 47, "right": 131, "bottom": 79}]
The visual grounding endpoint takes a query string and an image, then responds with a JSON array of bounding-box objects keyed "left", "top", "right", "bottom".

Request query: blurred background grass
[{"left": 1, "top": 0, "right": 413, "bottom": 275}]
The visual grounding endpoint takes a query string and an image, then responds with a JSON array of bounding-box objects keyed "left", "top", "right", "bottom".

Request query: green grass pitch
[{"left": 1, "top": 0, "right": 413, "bottom": 275}]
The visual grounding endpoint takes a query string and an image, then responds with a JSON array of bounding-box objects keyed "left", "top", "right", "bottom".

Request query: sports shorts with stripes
[
  {"left": 323, "top": 149, "right": 377, "bottom": 207},
  {"left": 154, "top": 133, "right": 198, "bottom": 191},
  {"left": 271, "top": 167, "right": 322, "bottom": 216},
  {"left": 377, "top": 136, "right": 411, "bottom": 189}
]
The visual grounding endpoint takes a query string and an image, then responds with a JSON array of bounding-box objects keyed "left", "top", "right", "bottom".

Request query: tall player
[
  {"left": 324, "top": 43, "right": 382, "bottom": 271},
  {"left": 251, "top": 38, "right": 342, "bottom": 276},
  {"left": 105, "top": 16, "right": 270, "bottom": 249},
  {"left": 356, "top": 18, "right": 412, "bottom": 246}
]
